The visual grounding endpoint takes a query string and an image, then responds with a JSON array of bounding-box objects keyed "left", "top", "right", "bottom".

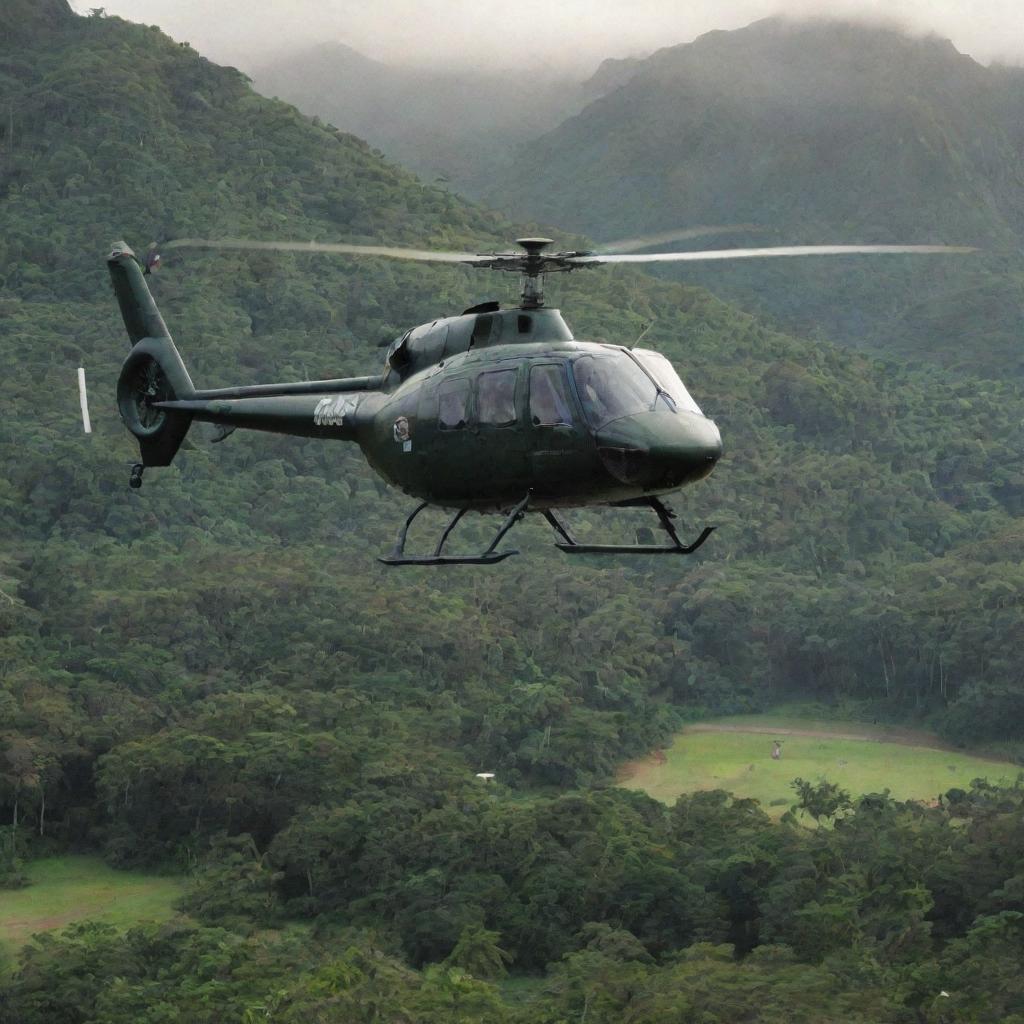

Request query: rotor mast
[
  {"left": 468, "top": 237, "right": 589, "bottom": 309},
  {"left": 517, "top": 237, "right": 553, "bottom": 309}
]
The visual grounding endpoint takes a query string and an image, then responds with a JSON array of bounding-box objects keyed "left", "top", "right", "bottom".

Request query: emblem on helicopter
[
  {"left": 313, "top": 394, "right": 359, "bottom": 427},
  {"left": 393, "top": 416, "right": 411, "bottom": 446}
]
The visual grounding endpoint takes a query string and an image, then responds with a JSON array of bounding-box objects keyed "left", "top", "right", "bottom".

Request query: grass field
[
  {"left": 0, "top": 856, "right": 184, "bottom": 961},
  {"left": 619, "top": 713, "right": 1019, "bottom": 814}
]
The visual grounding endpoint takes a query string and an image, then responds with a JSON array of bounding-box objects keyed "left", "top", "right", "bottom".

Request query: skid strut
[
  {"left": 546, "top": 496, "right": 714, "bottom": 555},
  {"left": 379, "top": 494, "right": 530, "bottom": 566}
]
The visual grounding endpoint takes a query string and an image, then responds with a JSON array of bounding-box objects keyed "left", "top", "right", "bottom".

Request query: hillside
[
  {"left": 0, "top": 0, "right": 73, "bottom": 39},
  {"left": 2, "top": 7, "right": 1024, "bottom": 1020},
  {"left": 485, "top": 18, "right": 1024, "bottom": 375}
]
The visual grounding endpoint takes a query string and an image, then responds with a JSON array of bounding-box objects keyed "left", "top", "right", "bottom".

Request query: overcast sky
[{"left": 74, "top": 1, "right": 1024, "bottom": 73}]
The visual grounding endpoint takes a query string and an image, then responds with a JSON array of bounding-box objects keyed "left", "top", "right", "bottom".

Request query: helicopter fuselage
[
  {"left": 363, "top": 340, "right": 721, "bottom": 510},
  {"left": 159, "top": 306, "right": 722, "bottom": 511}
]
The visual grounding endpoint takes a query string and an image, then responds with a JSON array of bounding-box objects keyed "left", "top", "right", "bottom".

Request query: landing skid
[
  {"left": 379, "top": 495, "right": 529, "bottom": 567},
  {"left": 545, "top": 497, "right": 714, "bottom": 556},
  {"left": 379, "top": 495, "right": 713, "bottom": 566}
]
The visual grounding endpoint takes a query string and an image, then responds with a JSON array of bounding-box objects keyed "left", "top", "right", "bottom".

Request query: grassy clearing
[
  {"left": 620, "top": 714, "right": 1018, "bottom": 814},
  {"left": 0, "top": 856, "right": 184, "bottom": 959}
]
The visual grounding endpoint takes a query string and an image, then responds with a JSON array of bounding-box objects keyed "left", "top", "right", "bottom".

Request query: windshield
[
  {"left": 634, "top": 349, "right": 703, "bottom": 415},
  {"left": 572, "top": 351, "right": 659, "bottom": 429}
]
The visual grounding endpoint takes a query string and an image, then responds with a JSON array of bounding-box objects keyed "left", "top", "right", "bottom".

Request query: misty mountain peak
[
  {"left": 484, "top": 12, "right": 1024, "bottom": 376},
  {"left": 582, "top": 55, "right": 645, "bottom": 101},
  {"left": 256, "top": 40, "right": 386, "bottom": 79},
  {"left": 688, "top": 15, "right": 970, "bottom": 59},
  {"left": 631, "top": 15, "right": 992, "bottom": 101}
]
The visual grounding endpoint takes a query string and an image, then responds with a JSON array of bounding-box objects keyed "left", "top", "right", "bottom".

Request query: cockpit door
[
  {"left": 527, "top": 362, "right": 595, "bottom": 500},
  {"left": 417, "top": 373, "right": 477, "bottom": 503},
  {"left": 472, "top": 364, "right": 529, "bottom": 501}
]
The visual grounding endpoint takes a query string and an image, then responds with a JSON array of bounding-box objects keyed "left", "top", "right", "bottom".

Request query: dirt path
[{"left": 4, "top": 911, "right": 82, "bottom": 936}]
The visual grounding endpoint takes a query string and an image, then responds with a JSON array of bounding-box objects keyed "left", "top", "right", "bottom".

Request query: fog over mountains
[
  {"left": 250, "top": 44, "right": 585, "bottom": 190},
  {"left": 78, "top": 0, "right": 1024, "bottom": 71}
]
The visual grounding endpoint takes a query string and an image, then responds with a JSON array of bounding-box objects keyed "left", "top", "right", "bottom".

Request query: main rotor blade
[
  {"left": 573, "top": 244, "right": 978, "bottom": 264},
  {"left": 165, "top": 238, "right": 481, "bottom": 262},
  {"left": 596, "top": 225, "right": 761, "bottom": 253}
]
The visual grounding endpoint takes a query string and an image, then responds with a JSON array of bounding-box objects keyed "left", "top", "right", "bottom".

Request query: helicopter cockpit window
[
  {"left": 633, "top": 350, "right": 703, "bottom": 415},
  {"left": 477, "top": 369, "right": 517, "bottom": 426},
  {"left": 438, "top": 378, "right": 471, "bottom": 430},
  {"left": 529, "top": 364, "right": 573, "bottom": 426},
  {"left": 572, "top": 352, "right": 659, "bottom": 430}
]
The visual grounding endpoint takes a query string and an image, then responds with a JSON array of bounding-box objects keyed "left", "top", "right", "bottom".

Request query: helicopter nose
[
  {"left": 678, "top": 415, "right": 723, "bottom": 472},
  {"left": 596, "top": 412, "right": 722, "bottom": 488}
]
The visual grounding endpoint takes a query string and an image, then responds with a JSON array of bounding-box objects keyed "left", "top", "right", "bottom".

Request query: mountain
[
  {"left": 580, "top": 55, "right": 645, "bottom": 102},
  {"left": 249, "top": 42, "right": 586, "bottom": 194},
  {"left": 485, "top": 18, "right": 1024, "bottom": 375}
]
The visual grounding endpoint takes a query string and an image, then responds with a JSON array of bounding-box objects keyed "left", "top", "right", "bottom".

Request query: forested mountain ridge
[
  {"left": 485, "top": 18, "right": 1024, "bottom": 376},
  {"left": 3, "top": 8, "right": 1024, "bottom": 1020},
  {"left": 494, "top": 18, "right": 1024, "bottom": 239},
  {"left": 0, "top": 0, "right": 73, "bottom": 39}
]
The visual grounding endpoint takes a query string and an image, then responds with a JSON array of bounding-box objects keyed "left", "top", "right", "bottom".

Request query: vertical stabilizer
[{"left": 108, "top": 243, "right": 195, "bottom": 473}]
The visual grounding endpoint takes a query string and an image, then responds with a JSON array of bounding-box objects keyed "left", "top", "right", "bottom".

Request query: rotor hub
[{"left": 517, "top": 238, "right": 551, "bottom": 308}]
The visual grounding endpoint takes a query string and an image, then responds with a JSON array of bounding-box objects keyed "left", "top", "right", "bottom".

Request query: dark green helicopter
[{"left": 108, "top": 235, "right": 973, "bottom": 565}]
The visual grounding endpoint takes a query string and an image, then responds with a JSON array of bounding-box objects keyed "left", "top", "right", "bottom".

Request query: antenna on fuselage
[{"left": 632, "top": 320, "right": 655, "bottom": 349}]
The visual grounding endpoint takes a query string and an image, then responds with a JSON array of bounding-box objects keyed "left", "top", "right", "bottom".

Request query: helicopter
[{"left": 108, "top": 235, "right": 974, "bottom": 565}]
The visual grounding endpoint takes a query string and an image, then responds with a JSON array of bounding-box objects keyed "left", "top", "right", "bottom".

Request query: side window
[
  {"left": 438, "top": 378, "right": 471, "bottom": 430},
  {"left": 529, "top": 364, "right": 573, "bottom": 426},
  {"left": 471, "top": 314, "right": 497, "bottom": 347},
  {"left": 477, "top": 369, "right": 517, "bottom": 427}
]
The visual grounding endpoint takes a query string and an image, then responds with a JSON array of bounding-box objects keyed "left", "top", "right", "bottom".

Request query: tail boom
[
  {"left": 155, "top": 391, "right": 374, "bottom": 441},
  {"left": 108, "top": 242, "right": 381, "bottom": 473}
]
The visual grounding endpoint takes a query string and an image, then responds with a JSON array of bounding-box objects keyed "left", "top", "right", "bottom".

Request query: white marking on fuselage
[{"left": 313, "top": 394, "right": 359, "bottom": 427}]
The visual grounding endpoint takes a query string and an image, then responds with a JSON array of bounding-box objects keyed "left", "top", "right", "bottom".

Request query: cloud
[{"left": 76, "top": 1, "right": 1024, "bottom": 72}]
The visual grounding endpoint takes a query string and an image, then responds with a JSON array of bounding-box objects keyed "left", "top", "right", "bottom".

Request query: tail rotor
[{"left": 108, "top": 242, "right": 196, "bottom": 485}]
